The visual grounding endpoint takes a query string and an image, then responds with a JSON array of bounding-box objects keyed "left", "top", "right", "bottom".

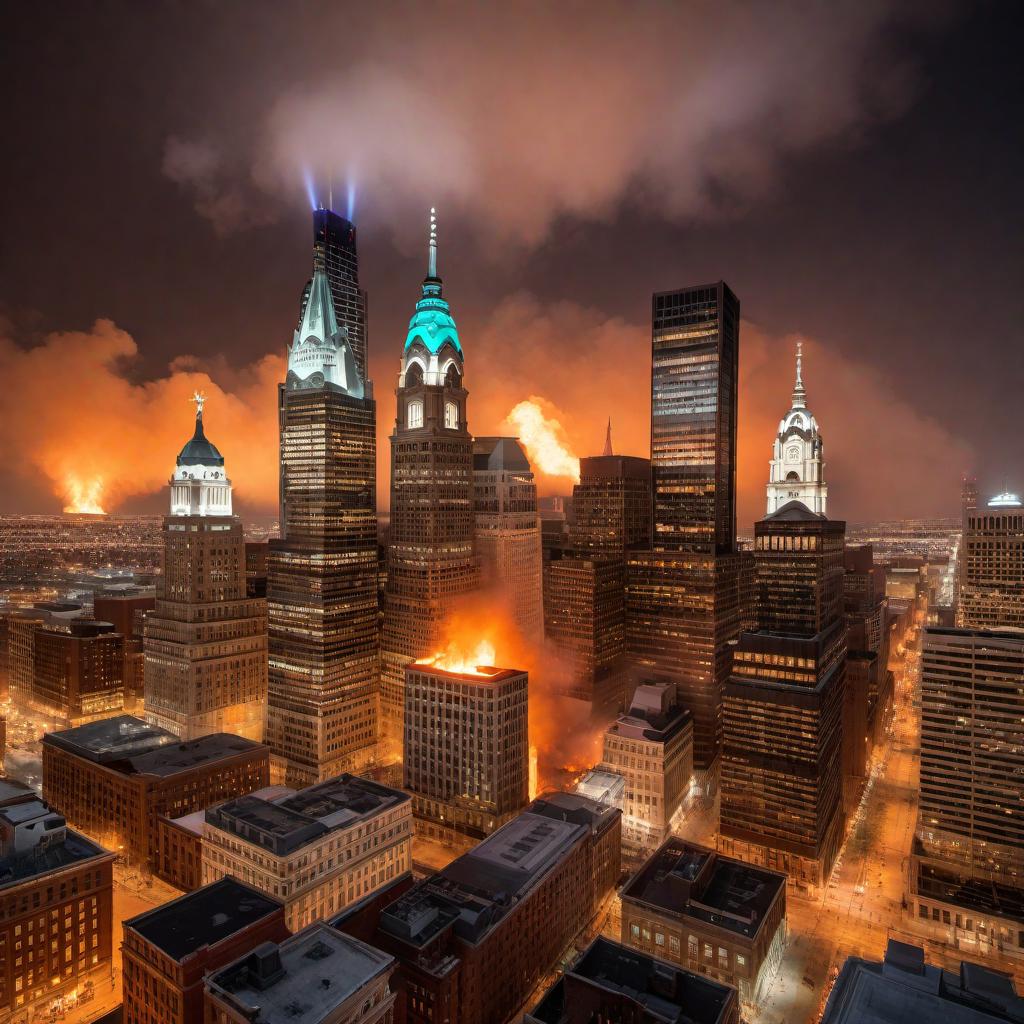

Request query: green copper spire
[{"left": 404, "top": 207, "right": 462, "bottom": 355}]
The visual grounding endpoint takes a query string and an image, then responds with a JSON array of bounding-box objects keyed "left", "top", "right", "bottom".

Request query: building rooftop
[
  {"left": 165, "top": 786, "right": 295, "bottom": 837},
  {"left": 623, "top": 838, "right": 786, "bottom": 939},
  {"left": 44, "top": 717, "right": 265, "bottom": 777},
  {"left": 606, "top": 685, "right": 692, "bottom": 744},
  {"left": 207, "top": 925, "right": 394, "bottom": 1023},
  {"left": 380, "top": 809, "right": 587, "bottom": 950},
  {"left": 206, "top": 774, "right": 408, "bottom": 857},
  {"left": 125, "top": 877, "right": 282, "bottom": 963},
  {"left": 527, "top": 937, "right": 736, "bottom": 1024},
  {"left": 529, "top": 790, "right": 622, "bottom": 837},
  {"left": 763, "top": 499, "right": 829, "bottom": 522},
  {"left": 575, "top": 769, "right": 626, "bottom": 807},
  {"left": 822, "top": 940, "right": 1024, "bottom": 1022},
  {"left": 473, "top": 436, "right": 532, "bottom": 473},
  {"left": 405, "top": 662, "right": 527, "bottom": 684},
  {"left": 0, "top": 777, "right": 37, "bottom": 807},
  {"left": 0, "top": 826, "right": 111, "bottom": 891}
]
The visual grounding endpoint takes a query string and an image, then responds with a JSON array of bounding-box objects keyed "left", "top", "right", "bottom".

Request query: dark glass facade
[
  {"left": 719, "top": 506, "right": 846, "bottom": 892},
  {"left": 266, "top": 384, "right": 380, "bottom": 786},
  {"left": 298, "top": 209, "right": 368, "bottom": 383},
  {"left": 627, "top": 283, "right": 741, "bottom": 775}
]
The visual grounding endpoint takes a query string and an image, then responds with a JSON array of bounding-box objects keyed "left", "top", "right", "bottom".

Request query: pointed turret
[
  {"left": 603, "top": 418, "right": 614, "bottom": 457},
  {"left": 171, "top": 393, "right": 232, "bottom": 516},
  {"left": 287, "top": 269, "right": 363, "bottom": 397},
  {"left": 402, "top": 207, "right": 463, "bottom": 365}
]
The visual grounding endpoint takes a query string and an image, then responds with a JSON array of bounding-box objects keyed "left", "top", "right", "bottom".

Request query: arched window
[
  {"left": 407, "top": 400, "right": 423, "bottom": 429},
  {"left": 445, "top": 364, "right": 461, "bottom": 388},
  {"left": 405, "top": 362, "right": 423, "bottom": 387},
  {"left": 444, "top": 401, "right": 459, "bottom": 429},
  {"left": 786, "top": 470, "right": 800, "bottom": 482}
]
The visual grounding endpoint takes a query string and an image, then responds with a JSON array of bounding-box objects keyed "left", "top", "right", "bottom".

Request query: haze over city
[{"left": 1, "top": 4, "right": 1023, "bottom": 1024}]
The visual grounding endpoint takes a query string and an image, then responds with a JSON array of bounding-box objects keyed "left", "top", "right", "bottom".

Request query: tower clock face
[{"left": 786, "top": 446, "right": 800, "bottom": 462}]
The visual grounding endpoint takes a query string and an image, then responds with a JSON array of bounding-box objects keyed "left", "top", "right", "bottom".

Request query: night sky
[{"left": 1, "top": 1, "right": 1021, "bottom": 528}]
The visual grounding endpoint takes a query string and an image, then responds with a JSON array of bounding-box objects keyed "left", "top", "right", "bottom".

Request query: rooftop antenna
[
  {"left": 603, "top": 417, "right": 613, "bottom": 457},
  {"left": 428, "top": 207, "right": 438, "bottom": 278}
]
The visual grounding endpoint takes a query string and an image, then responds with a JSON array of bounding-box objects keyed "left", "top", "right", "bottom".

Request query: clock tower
[{"left": 767, "top": 341, "right": 827, "bottom": 516}]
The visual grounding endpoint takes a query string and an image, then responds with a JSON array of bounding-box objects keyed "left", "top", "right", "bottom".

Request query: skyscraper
[
  {"left": 144, "top": 397, "right": 268, "bottom": 741},
  {"left": 719, "top": 503, "right": 846, "bottom": 893},
  {"left": 380, "top": 210, "right": 480, "bottom": 754},
  {"left": 766, "top": 341, "right": 827, "bottom": 516},
  {"left": 570, "top": 454, "right": 652, "bottom": 558},
  {"left": 472, "top": 436, "right": 543, "bottom": 639},
  {"left": 957, "top": 490, "right": 1024, "bottom": 629},
  {"left": 627, "top": 283, "right": 741, "bottom": 779},
  {"left": 297, "top": 207, "right": 368, "bottom": 384},
  {"left": 266, "top": 267, "right": 379, "bottom": 786}
]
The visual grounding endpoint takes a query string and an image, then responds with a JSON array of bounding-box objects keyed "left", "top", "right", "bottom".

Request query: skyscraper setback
[
  {"left": 266, "top": 251, "right": 379, "bottom": 785},
  {"left": 297, "top": 207, "right": 368, "bottom": 384},
  {"left": 627, "top": 283, "right": 741, "bottom": 777},
  {"left": 380, "top": 210, "right": 480, "bottom": 752}
]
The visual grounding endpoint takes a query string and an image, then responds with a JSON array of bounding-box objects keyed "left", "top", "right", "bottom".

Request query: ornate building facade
[
  {"left": 266, "top": 267, "right": 379, "bottom": 785},
  {"left": 380, "top": 211, "right": 480, "bottom": 754},
  {"left": 144, "top": 397, "right": 268, "bottom": 741},
  {"left": 766, "top": 341, "right": 827, "bottom": 516}
]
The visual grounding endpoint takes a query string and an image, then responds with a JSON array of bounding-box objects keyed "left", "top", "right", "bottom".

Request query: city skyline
[{"left": 2, "top": 5, "right": 1021, "bottom": 526}]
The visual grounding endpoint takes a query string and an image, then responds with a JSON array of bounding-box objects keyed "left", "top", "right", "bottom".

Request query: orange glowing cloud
[{"left": 503, "top": 399, "right": 580, "bottom": 483}]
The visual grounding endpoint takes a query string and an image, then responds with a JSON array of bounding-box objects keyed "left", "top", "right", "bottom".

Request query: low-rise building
[
  {"left": 203, "top": 923, "right": 396, "bottom": 1024},
  {"left": 122, "top": 877, "right": 288, "bottom": 1024},
  {"left": 202, "top": 774, "right": 412, "bottom": 932},
  {"left": 0, "top": 778, "right": 116, "bottom": 1021},
  {"left": 599, "top": 682, "right": 692, "bottom": 861},
  {"left": 525, "top": 936, "right": 739, "bottom": 1024},
  {"left": 333, "top": 795, "right": 621, "bottom": 1024},
  {"left": 620, "top": 837, "right": 786, "bottom": 1005},
  {"left": 822, "top": 939, "right": 1024, "bottom": 1022},
  {"left": 42, "top": 715, "right": 269, "bottom": 869}
]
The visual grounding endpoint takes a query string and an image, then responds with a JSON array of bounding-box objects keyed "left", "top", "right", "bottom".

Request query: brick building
[
  {"left": 620, "top": 837, "right": 786, "bottom": 1006},
  {"left": 42, "top": 715, "right": 269, "bottom": 869},
  {"left": 0, "top": 778, "right": 115, "bottom": 1021},
  {"left": 332, "top": 794, "right": 621, "bottom": 1024},
  {"left": 32, "top": 621, "right": 124, "bottom": 723},
  {"left": 122, "top": 877, "right": 287, "bottom": 1024}
]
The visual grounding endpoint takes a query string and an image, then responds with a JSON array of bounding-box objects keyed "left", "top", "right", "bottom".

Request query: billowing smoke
[
  {"left": 0, "top": 303, "right": 971, "bottom": 525},
  {"left": 162, "top": 4, "right": 951, "bottom": 246},
  {"left": 504, "top": 399, "right": 580, "bottom": 483}
]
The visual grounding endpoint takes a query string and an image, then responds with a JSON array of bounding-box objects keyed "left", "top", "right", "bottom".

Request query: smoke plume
[{"left": 163, "top": 3, "right": 951, "bottom": 246}]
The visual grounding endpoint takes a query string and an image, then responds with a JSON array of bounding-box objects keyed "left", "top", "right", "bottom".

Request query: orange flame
[
  {"left": 63, "top": 476, "right": 106, "bottom": 515},
  {"left": 416, "top": 638, "right": 498, "bottom": 676},
  {"left": 504, "top": 398, "right": 580, "bottom": 482}
]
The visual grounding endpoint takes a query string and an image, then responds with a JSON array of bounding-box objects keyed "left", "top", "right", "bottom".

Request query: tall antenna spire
[
  {"left": 603, "top": 417, "right": 613, "bottom": 457},
  {"left": 428, "top": 207, "right": 438, "bottom": 279},
  {"left": 792, "top": 340, "right": 806, "bottom": 408}
]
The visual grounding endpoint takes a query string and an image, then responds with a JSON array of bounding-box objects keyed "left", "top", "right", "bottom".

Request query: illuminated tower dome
[
  {"left": 170, "top": 393, "right": 232, "bottom": 516},
  {"left": 766, "top": 341, "right": 827, "bottom": 517}
]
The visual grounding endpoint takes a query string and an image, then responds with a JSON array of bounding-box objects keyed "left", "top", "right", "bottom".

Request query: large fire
[
  {"left": 429, "top": 593, "right": 607, "bottom": 798},
  {"left": 504, "top": 398, "right": 580, "bottom": 482},
  {"left": 63, "top": 476, "right": 106, "bottom": 515},
  {"left": 415, "top": 638, "right": 498, "bottom": 676}
]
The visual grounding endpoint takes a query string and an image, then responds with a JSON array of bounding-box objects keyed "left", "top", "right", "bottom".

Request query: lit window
[
  {"left": 407, "top": 401, "right": 423, "bottom": 429},
  {"left": 444, "top": 401, "right": 459, "bottom": 429}
]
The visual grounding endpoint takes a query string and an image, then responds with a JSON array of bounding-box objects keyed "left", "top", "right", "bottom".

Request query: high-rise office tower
[
  {"left": 380, "top": 210, "right": 480, "bottom": 754},
  {"left": 570, "top": 454, "right": 652, "bottom": 558},
  {"left": 719, "top": 503, "right": 846, "bottom": 892},
  {"left": 766, "top": 341, "right": 827, "bottom": 516},
  {"left": 473, "top": 436, "right": 543, "bottom": 639},
  {"left": 910, "top": 626, "right": 1024, "bottom": 957},
  {"left": 297, "top": 207, "right": 368, "bottom": 384},
  {"left": 144, "top": 398, "right": 268, "bottom": 742},
  {"left": 627, "top": 283, "right": 741, "bottom": 779},
  {"left": 266, "top": 267, "right": 379, "bottom": 786},
  {"left": 404, "top": 659, "right": 529, "bottom": 847},
  {"left": 957, "top": 490, "right": 1024, "bottom": 629},
  {"left": 956, "top": 475, "right": 978, "bottom": 608}
]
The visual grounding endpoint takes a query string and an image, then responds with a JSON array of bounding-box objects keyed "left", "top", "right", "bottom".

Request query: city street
[{"left": 747, "top": 615, "right": 923, "bottom": 1023}]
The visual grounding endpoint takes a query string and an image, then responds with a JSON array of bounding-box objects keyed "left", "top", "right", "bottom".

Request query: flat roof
[
  {"left": 606, "top": 704, "right": 691, "bottom": 744},
  {"left": 206, "top": 775, "right": 408, "bottom": 857},
  {"left": 529, "top": 791, "right": 621, "bottom": 836},
  {"left": 208, "top": 925, "right": 394, "bottom": 1022},
  {"left": 126, "top": 877, "right": 282, "bottom": 962},
  {"left": 381, "top": 809, "right": 587, "bottom": 949},
  {"left": 823, "top": 944, "right": 1024, "bottom": 1022},
  {"left": 0, "top": 827, "right": 111, "bottom": 891},
  {"left": 44, "top": 717, "right": 266, "bottom": 777},
  {"left": 404, "top": 662, "right": 527, "bottom": 684},
  {"left": 528, "top": 937, "right": 735, "bottom": 1024},
  {"left": 623, "top": 838, "right": 785, "bottom": 939},
  {"left": 164, "top": 786, "right": 295, "bottom": 837},
  {"left": 0, "top": 777, "right": 37, "bottom": 806}
]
